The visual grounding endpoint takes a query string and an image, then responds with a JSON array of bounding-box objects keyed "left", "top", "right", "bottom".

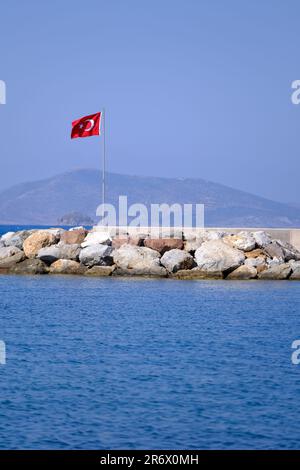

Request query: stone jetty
[{"left": 0, "top": 227, "right": 300, "bottom": 280}]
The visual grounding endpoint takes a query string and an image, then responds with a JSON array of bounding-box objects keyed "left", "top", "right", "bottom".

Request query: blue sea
[{"left": 1, "top": 226, "right": 300, "bottom": 449}]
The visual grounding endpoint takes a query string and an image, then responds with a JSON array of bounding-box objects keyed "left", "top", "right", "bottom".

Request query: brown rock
[
  {"left": 11, "top": 259, "right": 49, "bottom": 275},
  {"left": 112, "top": 236, "right": 144, "bottom": 249},
  {"left": 60, "top": 229, "right": 87, "bottom": 245},
  {"left": 174, "top": 268, "right": 223, "bottom": 279},
  {"left": 49, "top": 259, "right": 86, "bottom": 275},
  {"left": 23, "top": 231, "right": 57, "bottom": 258},
  {"left": 245, "top": 249, "right": 265, "bottom": 259},
  {"left": 226, "top": 265, "right": 257, "bottom": 280},
  {"left": 85, "top": 265, "right": 116, "bottom": 276},
  {"left": 144, "top": 238, "right": 183, "bottom": 254},
  {"left": 256, "top": 263, "right": 267, "bottom": 274}
]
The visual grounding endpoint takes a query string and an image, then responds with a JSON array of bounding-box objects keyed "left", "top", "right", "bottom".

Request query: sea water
[{"left": 0, "top": 274, "right": 300, "bottom": 449}]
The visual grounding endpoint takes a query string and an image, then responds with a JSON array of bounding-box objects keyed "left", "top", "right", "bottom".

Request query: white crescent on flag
[{"left": 84, "top": 119, "right": 95, "bottom": 132}]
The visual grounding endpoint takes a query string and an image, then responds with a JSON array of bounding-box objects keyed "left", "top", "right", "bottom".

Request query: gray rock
[
  {"left": 195, "top": 239, "right": 245, "bottom": 273},
  {"left": 0, "top": 251, "right": 25, "bottom": 269},
  {"left": 258, "top": 263, "right": 291, "bottom": 280},
  {"left": 252, "top": 231, "right": 272, "bottom": 248},
  {"left": 113, "top": 266, "right": 167, "bottom": 277},
  {"left": 245, "top": 256, "right": 266, "bottom": 268},
  {"left": 38, "top": 244, "right": 81, "bottom": 265},
  {"left": 79, "top": 244, "right": 114, "bottom": 267},
  {"left": 276, "top": 239, "right": 300, "bottom": 261},
  {"left": 37, "top": 246, "right": 60, "bottom": 264},
  {"left": 263, "top": 241, "right": 285, "bottom": 261},
  {"left": 289, "top": 261, "right": 300, "bottom": 279},
  {"left": 57, "top": 243, "right": 81, "bottom": 260},
  {"left": 112, "top": 244, "right": 165, "bottom": 276},
  {"left": 226, "top": 265, "right": 257, "bottom": 280},
  {"left": 0, "top": 246, "right": 22, "bottom": 260},
  {"left": 2, "top": 230, "right": 34, "bottom": 249},
  {"left": 160, "top": 249, "right": 194, "bottom": 273},
  {"left": 266, "top": 257, "right": 282, "bottom": 267},
  {"left": 11, "top": 259, "right": 49, "bottom": 275}
]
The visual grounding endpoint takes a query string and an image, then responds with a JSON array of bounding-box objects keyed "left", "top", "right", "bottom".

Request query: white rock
[
  {"left": 160, "top": 249, "right": 194, "bottom": 273},
  {"left": 0, "top": 246, "right": 22, "bottom": 260},
  {"left": 245, "top": 256, "right": 266, "bottom": 268},
  {"left": 252, "top": 231, "right": 272, "bottom": 248},
  {"left": 113, "top": 245, "right": 161, "bottom": 271},
  {"left": 204, "top": 230, "right": 229, "bottom": 241},
  {"left": 195, "top": 239, "right": 245, "bottom": 272},
  {"left": 79, "top": 244, "right": 114, "bottom": 267},
  {"left": 1, "top": 232, "right": 15, "bottom": 244},
  {"left": 81, "top": 231, "right": 111, "bottom": 247},
  {"left": 224, "top": 231, "right": 256, "bottom": 252}
]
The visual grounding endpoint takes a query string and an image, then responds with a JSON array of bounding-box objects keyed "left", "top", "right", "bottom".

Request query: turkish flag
[{"left": 71, "top": 112, "right": 101, "bottom": 139}]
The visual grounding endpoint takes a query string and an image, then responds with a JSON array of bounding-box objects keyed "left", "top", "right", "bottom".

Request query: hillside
[{"left": 0, "top": 169, "right": 299, "bottom": 227}]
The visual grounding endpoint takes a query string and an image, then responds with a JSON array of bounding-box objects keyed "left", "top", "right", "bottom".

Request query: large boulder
[
  {"left": 144, "top": 238, "right": 183, "bottom": 255},
  {"left": 113, "top": 245, "right": 164, "bottom": 276},
  {"left": 2, "top": 230, "right": 34, "bottom": 249},
  {"left": 223, "top": 231, "right": 256, "bottom": 252},
  {"left": 0, "top": 246, "right": 22, "bottom": 260},
  {"left": 81, "top": 231, "right": 111, "bottom": 247},
  {"left": 258, "top": 263, "right": 291, "bottom": 280},
  {"left": 57, "top": 243, "right": 81, "bottom": 260},
  {"left": 252, "top": 231, "right": 272, "bottom": 248},
  {"left": 226, "top": 265, "right": 257, "bottom": 280},
  {"left": 195, "top": 240, "right": 245, "bottom": 273},
  {"left": 11, "top": 259, "right": 49, "bottom": 275},
  {"left": 23, "top": 231, "right": 57, "bottom": 258},
  {"left": 79, "top": 244, "right": 114, "bottom": 267},
  {"left": 49, "top": 260, "right": 86, "bottom": 275},
  {"left": 263, "top": 241, "right": 285, "bottom": 261},
  {"left": 38, "top": 244, "right": 81, "bottom": 265},
  {"left": 0, "top": 251, "right": 25, "bottom": 269},
  {"left": 160, "top": 249, "right": 194, "bottom": 273},
  {"left": 60, "top": 228, "right": 87, "bottom": 245}
]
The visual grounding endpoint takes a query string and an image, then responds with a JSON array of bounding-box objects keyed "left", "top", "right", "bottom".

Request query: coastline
[{"left": 1, "top": 226, "right": 300, "bottom": 280}]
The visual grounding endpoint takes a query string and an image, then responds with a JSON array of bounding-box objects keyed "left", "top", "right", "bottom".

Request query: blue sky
[{"left": 0, "top": 0, "right": 299, "bottom": 203}]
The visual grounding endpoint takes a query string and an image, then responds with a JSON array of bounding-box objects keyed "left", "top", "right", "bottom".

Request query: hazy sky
[{"left": 0, "top": 0, "right": 300, "bottom": 203}]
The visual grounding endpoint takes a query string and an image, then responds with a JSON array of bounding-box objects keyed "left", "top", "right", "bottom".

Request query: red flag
[{"left": 71, "top": 112, "right": 101, "bottom": 139}]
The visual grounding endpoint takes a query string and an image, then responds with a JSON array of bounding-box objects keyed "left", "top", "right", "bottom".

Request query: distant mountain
[{"left": 0, "top": 169, "right": 300, "bottom": 227}]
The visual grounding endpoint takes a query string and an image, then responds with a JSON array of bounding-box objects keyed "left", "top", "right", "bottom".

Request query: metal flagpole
[{"left": 102, "top": 108, "right": 106, "bottom": 209}]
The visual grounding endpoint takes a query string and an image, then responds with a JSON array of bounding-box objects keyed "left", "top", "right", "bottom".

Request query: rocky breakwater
[{"left": 0, "top": 228, "right": 300, "bottom": 280}]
